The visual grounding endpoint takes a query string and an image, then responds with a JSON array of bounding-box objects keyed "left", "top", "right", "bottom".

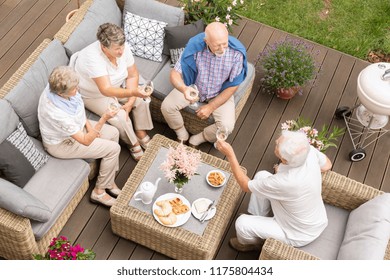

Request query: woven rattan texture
[
  {"left": 259, "top": 171, "right": 389, "bottom": 260},
  {"left": 150, "top": 73, "right": 255, "bottom": 135},
  {"left": 0, "top": 178, "right": 89, "bottom": 259},
  {"left": 110, "top": 134, "right": 244, "bottom": 259}
]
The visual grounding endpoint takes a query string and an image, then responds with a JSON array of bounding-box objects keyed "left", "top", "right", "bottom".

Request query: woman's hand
[
  {"left": 121, "top": 101, "right": 133, "bottom": 121},
  {"left": 102, "top": 110, "right": 117, "bottom": 121}
]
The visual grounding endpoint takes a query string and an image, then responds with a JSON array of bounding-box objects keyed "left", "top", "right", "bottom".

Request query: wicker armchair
[{"left": 259, "top": 171, "right": 390, "bottom": 260}]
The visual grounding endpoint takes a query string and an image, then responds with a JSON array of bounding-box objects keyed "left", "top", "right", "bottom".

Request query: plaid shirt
[{"left": 174, "top": 47, "right": 244, "bottom": 102}]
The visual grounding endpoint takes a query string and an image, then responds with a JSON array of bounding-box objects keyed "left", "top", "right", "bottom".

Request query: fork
[{"left": 199, "top": 200, "right": 216, "bottom": 223}]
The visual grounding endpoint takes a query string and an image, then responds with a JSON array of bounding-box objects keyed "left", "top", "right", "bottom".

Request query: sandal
[
  {"left": 129, "top": 144, "right": 144, "bottom": 161},
  {"left": 137, "top": 135, "right": 151, "bottom": 150},
  {"left": 90, "top": 191, "right": 116, "bottom": 207},
  {"left": 106, "top": 184, "right": 121, "bottom": 197}
]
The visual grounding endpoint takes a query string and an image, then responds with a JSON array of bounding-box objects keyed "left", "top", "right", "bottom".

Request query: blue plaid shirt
[{"left": 174, "top": 47, "right": 244, "bottom": 102}]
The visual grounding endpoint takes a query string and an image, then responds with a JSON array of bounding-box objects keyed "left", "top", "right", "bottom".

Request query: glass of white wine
[
  {"left": 188, "top": 84, "right": 199, "bottom": 110},
  {"left": 214, "top": 126, "right": 229, "bottom": 148},
  {"left": 107, "top": 98, "right": 121, "bottom": 119},
  {"left": 141, "top": 80, "right": 153, "bottom": 103}
]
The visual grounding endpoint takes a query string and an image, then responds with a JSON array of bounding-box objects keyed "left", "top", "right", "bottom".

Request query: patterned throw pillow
[
  {"left": 123, "top": 11, "right": 168, "bottom": 62},
  {"left": 0, "top": 122, "right": 49, "bottom": 187},
  {"left": 169, "top": 47, "right": 185, "bottom": 66}
]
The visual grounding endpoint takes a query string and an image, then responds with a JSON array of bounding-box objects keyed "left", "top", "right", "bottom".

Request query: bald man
[{"left": 161, "top": 22, "right": 248, "bottom": 147}]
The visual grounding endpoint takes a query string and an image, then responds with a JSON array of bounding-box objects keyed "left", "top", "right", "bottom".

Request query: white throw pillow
[{"left": 123, "top": 11, "right": 167, "bottom": 62}]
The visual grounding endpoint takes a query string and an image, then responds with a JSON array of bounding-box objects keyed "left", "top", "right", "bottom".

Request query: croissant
[
  {"left": 172, "top": 204, "right": 190, "bottom": 215},
  {"left": 158, "top": 212, "right": 177, "bottom": 225},
  {"left": 154, "top": 200, "right": 172, "bottom": 216},
  {"left": 169, "top": 197, "right": 189, "bottom": 215}
]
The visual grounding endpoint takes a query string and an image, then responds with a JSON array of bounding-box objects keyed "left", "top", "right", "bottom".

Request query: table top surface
[{"left": 110, "top": 134, "right": 244, "bottom": 259}]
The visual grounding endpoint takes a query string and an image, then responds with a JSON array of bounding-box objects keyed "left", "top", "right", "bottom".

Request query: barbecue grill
[{"left": 335, "top": 63, "right": 390, "bottom": 161}]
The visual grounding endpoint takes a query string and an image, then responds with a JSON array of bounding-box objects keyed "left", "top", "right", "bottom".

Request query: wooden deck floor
[{"left": 1, "top": 0, "right": 389, "bottom": 260}]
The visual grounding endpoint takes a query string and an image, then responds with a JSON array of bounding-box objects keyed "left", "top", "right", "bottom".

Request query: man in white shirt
[{"left": 216, "top": 130, "right": 332, "bottom": 252}]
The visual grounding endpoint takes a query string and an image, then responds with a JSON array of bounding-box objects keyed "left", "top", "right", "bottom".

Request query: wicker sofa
[
  {"left": 0, "top": 38, "right": 92, "bottom": 260},
  {"left": 259, "top": 171, "right": 390, "bottom": 260}
]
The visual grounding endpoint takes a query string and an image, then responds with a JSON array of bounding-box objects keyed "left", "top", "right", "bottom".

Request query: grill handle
[{"left": 381, "top": 69, "right": 390, "bottom": 81}]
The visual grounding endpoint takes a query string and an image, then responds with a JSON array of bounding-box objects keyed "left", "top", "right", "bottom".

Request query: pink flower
[{"left": 160, "top": 143, "right": 201, "bottom": 186}]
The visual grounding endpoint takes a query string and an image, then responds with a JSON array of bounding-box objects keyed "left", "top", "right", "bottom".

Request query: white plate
[
  {"left": 152, "top": 193, "right": 191, "bottom": 227},
  {"left": 191, "top": 198, "right": 216, "bottom": 221},
  {"left": 206, "top": 170, "right": 226, "bottom": 188}
]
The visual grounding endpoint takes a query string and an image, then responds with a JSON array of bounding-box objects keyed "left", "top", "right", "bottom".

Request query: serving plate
[
  {"left": 152, "top": 193, "right": 191, "bottom": 227},
  {"left": 191, "top": 198, "right": 216, "bottom": 221},
  {"left": 206, "top": 170, "right": 226, "bottom": 188}
]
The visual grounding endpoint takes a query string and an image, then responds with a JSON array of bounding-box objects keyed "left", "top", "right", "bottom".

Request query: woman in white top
[
  {"left": 38, "top": 66, "right": 121, "bottom": 207},
  {"left": 73, "top": 23, "right": 154, "bottom": 161}
]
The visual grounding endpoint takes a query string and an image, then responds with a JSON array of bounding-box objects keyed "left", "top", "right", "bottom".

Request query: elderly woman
[
  {"left": 73, "top": 22, "right": 153, "bottom": 161},
  {"left": 216, "top": 130, "right": 332, "bottom": 252},
  {"left": 38, "top": 66, "right": 121, "bottom": 207}
]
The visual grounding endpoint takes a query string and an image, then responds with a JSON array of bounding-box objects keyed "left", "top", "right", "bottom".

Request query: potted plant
[
  {"left": 33, "top": 236, "right": 96, "bottom": 260},
  {"left": 281, "top": 117, "right": 344, "bottom": 153},
  {"left": 178, "top": 0, "right": 245, "bottom": 32},
  {"left": 258, "top": 38, "right": 318, "bottom": 99}
]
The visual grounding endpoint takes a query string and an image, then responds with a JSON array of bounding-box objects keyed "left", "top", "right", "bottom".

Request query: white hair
[{"left": 278, "top": 130, "right": 310, "bottom": 167}]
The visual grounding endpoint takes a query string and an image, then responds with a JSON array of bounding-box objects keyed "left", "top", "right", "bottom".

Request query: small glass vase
[{"left": 174, "top": 185, "right": 183, "bottom": 194}]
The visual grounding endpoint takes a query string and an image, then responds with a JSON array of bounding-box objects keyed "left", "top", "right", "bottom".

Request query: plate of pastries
[{"left": 152, "top": 193, "right": 191, "bottom": 227}]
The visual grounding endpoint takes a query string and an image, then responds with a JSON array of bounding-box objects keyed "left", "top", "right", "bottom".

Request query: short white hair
[{"left": 278, "top": 130, "right": 310, "bottom": 167}]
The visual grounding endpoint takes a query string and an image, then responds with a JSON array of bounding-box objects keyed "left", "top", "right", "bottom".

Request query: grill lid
[{"left": 357, "top": 63, "right": 390, "bottom": 115}]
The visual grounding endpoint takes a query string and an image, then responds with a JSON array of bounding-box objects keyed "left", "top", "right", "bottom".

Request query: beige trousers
[
  {"left": 43, "top": 121, "right": 121, "bottom": 190},
  {"left": 83, "top": 96, "right": 153, "bottom": 146},
  {"left": 161, "top": 88, "right": 236, "bottom": 142}
]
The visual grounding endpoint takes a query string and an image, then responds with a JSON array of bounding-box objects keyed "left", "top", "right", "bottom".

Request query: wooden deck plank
[
  {"left": 108, "top": 238, "right": 136, "bottom": 260},
  {"left": 0, "top": 0, "right": 55, "bottom": 58},
  {"left": 364, "top": 134, "right": 390, "bottom": 188},
  {"left": 0, "top": 0, "right": 24, "bottom": 24},
  {"left": 0, "top": 0, "right": 74, "bottom": 86},
  {"left": 0, "top": 0, "right": 37, "bottom": 40}
]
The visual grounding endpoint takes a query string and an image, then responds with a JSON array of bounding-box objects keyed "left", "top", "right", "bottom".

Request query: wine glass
[
  {"left": 140, "top": 80, "right": 153, "bottom": 103},
  {"left": 188, "top": 84, "right": 199, "bottom": 110},
  {"left": 214, "top": 126, "right": 229, "bottom": 148},
  {"left": 107, "top": 98, "right": 121, "bottom": 119}
]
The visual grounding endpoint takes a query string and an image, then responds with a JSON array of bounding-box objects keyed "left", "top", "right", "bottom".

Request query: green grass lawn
[{"left": 240, "top": 0, "right": 390, "bottom": 60}]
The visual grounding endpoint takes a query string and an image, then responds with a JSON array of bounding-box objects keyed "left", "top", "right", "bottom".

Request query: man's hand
[
  {"left": 196, "top": 104, "right": 213, "bottom": 119},
  {"left": 215, "top": 140, "right": 234, "bottom": 158}
]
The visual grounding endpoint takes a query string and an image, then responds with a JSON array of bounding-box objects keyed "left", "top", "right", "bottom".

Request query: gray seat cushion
[
  {"left": 64, "top": 0, "right": 122, "bottom": 57},
  {"left": 337, "top": 193, "right": 390, "bottom": 260},
  {"left": 0, "top": 178, "right": 51, "bottom": 222},
  {"left": 299, "top": 203, "right": 349, "bottom": 260},
  {"left": 24, "top": 139, "right": 90, "bottom": 240},
  {"left": 0, "top": 99, "right": 19, "bottom": 143},
  {"left": 134, "top": 55, "right": 169, "bottom": 81},
  {"left": 5, "top": 39, "right": 69, "bottom": 138}
]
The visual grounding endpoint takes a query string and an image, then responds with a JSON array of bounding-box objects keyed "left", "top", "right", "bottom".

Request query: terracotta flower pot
[{"left": 276, "top": 86, "right": 301, "bottom": 100}]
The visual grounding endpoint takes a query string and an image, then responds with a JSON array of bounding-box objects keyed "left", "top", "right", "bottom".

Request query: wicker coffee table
[{"left": 110, "top": 134, "right": 244, "bottom": 259}]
